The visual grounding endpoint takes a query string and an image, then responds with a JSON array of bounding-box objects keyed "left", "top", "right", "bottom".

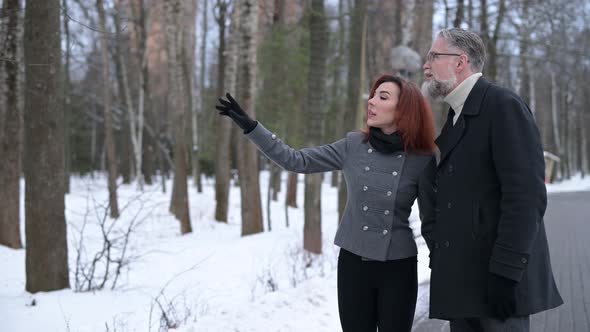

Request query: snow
[
  {"left": 2, "top": 171, "right": 588, "bottom": 331},
  {"left": 546, "top": 173, "right": 590, "bottom": 193}
]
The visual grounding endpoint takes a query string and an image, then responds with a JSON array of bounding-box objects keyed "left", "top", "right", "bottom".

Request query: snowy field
[{"left": 1, "top": 172, "right": 589, "bottom": 332}]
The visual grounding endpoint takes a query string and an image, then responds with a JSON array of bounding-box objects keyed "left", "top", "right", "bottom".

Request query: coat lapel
[{"left": 435, "top": 77, "right": 492, "bottom": 167}]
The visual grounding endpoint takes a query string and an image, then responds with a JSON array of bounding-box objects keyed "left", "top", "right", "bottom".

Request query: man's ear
[{"left": 457, "top": 54, "right": 469, "bottom": 70}]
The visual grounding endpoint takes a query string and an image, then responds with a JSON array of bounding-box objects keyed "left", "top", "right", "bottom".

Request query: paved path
[{"left": 412, "top": 191, "right": 590, "bottom": 332}]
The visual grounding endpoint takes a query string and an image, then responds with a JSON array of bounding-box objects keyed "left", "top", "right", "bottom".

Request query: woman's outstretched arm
[{"left": 216, "top": 93, "right": 348, "bottom": 174}]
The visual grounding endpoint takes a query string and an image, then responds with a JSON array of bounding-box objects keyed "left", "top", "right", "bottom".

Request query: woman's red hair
[{"left": 364, "top": 74, "right": 436, "bottom": 153}]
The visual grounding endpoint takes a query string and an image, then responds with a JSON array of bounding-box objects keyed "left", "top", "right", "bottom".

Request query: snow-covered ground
[{"left": 1, "top": 172, "right": 588, "bottom": 332}]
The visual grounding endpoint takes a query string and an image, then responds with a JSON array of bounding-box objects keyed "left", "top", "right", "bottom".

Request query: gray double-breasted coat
[{"left": 246, "top": 123, "right": 436, "bottom": 261}]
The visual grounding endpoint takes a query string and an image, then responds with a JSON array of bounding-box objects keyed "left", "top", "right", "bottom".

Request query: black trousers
[{"left": 337, "top": 249, "right": 418, "bottom": 332}]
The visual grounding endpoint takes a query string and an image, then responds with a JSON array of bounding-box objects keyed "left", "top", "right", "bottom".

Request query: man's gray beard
[{"left": 422, "top": 78, "right": 455, "bottom": 101}]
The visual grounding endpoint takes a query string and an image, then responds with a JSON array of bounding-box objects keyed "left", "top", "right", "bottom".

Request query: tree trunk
[
  {"left": 303, "top": 0, "right": 327, "bottom": 254},
  {"left": 97, "top": 0, "right": 120, "bottom": 218},
  {"left": 271, "top": 163, "right": 281, "bottom": 201},
  {"left": 550, "top": 70, "right": 563, "bottom": 179},
  {"left": 193, "top": 0, "right": 208, "bottom": 193},
  {"left": 24, "top": 0, "right": 69, "bottom": 292},
  {"left": 130, "top": 0, "right": 149, "bottom": 190},
  {"left": 236, "top": 0, "right": 263, "bottom": 236},
  {"left": 214, "top": 0, "right": 233, "bottom": 222},
  {"left": 480, "top": 0, "right": 505, "bottom": 82},
  {"left": 62, "top": 0, "right": 72, "bottom": 192},
  {"left": 166, "top": 0, "right": 192, "bottom": 234},
  {"left": 410, "top": 0, "right": 434, "bottom": 65},
  {"left": 339, "top": 0, "right": 366, "bottom": 222},
  {"left": 112, "top": 0, "right": 133, "bottom": 184},
  {"left": 286, "top": 172, "right": 298, "bottom": 208},
  {"left": 0, "top": 0, "right": 23, "bottom": 249},
  {"left": 453, "top": 0, "right": 464, "bottom": 27}
]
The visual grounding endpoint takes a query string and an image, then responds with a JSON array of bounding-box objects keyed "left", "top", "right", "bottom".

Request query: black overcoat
[{"left": 424, "top": 77, "right": 563, "bottom": 319}]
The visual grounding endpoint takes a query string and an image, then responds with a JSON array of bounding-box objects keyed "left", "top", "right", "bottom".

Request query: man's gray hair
[{"left": 438, "top": 28, "right": 486, "bottom": 73}]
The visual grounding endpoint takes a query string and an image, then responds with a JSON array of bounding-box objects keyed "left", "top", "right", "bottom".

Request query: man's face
[{"left": 422, "top": 37, "right": 460, "bottom": 100}]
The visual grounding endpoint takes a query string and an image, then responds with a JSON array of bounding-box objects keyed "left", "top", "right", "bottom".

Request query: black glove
[
  {"left": 487, "top": 273, "right": 518, "bottom": 320},
  {"left": 215, "top": 92, "right": 258, "bottom": 133}
]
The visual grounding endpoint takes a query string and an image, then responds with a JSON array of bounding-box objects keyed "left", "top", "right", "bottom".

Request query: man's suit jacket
[{"left": 424, "top": 77, "right": 563, "bottom": 319}]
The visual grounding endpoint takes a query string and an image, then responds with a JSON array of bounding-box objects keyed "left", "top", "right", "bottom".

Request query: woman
[{"left": 216, "top": 74, "right": 437, "bottom": 331}]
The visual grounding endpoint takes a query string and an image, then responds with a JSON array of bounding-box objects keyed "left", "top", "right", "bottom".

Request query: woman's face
[{"left": 366, "top": 81, "right": 400, "bottom": 134}]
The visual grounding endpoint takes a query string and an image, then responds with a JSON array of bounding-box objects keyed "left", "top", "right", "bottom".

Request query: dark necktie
[{"left": 446, "top": 107, "right": 455, "bottom": 127}]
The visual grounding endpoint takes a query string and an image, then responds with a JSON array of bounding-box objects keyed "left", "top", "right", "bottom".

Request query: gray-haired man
[{"left": 421, "top": 28, "right": 563, "bottom": 331}]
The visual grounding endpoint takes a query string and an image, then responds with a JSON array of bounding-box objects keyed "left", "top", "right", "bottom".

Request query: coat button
[
  {"left": 363, "top": 206, "right": 368, "bottom": 211},
  {"left": 433, "top": 188, "right": 438, "bottom": 193},
  {"left": 368, "top": 148, "right": 373, "bottom": 153},
  {"left": 271, "top": 134, "right": 277, "bottom": 140},
  {"left": 397, "top": 154, "right": 402, "bottom": 158},
  {"left": 521, "top": 257, "right": 528, "bottom": 264},
  {"left": 443, "top": 241, "right": 450, "bottom": 248},
  {"left": 434, "top": 242, "right": 439, "bottom": 249},
  {"left": 363, "top": 185, "right": 368, "bottom": 191},
  {"left": 392, "top": 171, "right": 398, "bottom": 176},
  {"left": 386, "top": 191, "right": 392, "bottom": 196},
  {"left": 384, "top": 210, "right": 390, "bottom": 215},
  {"left": 382, "top": 229, "right": 388, "bottom": 235},
  {"left": 447, "top": 202, "right": 452, "bottom": 209},
  {"left": 365, "top": 166, "right": 370, "bottom": 171},
  {"left": 363, "top": 225, "right": 369, "bottom": 231}
]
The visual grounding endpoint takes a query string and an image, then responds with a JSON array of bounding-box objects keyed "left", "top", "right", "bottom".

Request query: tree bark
[
  {"left": 112, "top": 0, "right": 133, "bottom": 184},
  {"left": 453, "top": 0, "right": 464, "bottom": 28},
  {"left": 271, "top": 163, "right": 281, "bottom": 201},
  {"left": 214, "top": 0, "right": 234, "bottom": 222},
  {"left": 286, "top": 172, "right": 298, "bottom": 208},
  {"left": 130, "top": 0, "right": 149, "bottom": 189},
  {"left": 97, "top": 0, "right": 120, "bottom": 218},
  {"left": 410, "top": 0, "right": 434, "bottom": 65},
  {"left": 339, "top": 0, "right": 366, "bottom": 222},
  {"left": 303, "top": 0, "right": 327, "bottom": 254},
  {"left": 193, "top": 0, "right": 207, "bottom": 193},
  {"left": 166, "top": 0, "right": 192, "bottom": 234},
  {"left": 62, "top": 0, "right": 72, "bottom": 192},
  {"left": 24, "top": 0, "right": 69, "bottom": 292},
  {"left": 236, "top": 0, "right": 263, "bottom": 236},
  {"left": 0, "top": 0, "right": 23, "bottom": 249}
]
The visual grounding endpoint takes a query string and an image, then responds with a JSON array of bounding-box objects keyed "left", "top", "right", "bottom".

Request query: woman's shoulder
[{"left": 345, "top": 131, "right": 365, "bottom": 141}]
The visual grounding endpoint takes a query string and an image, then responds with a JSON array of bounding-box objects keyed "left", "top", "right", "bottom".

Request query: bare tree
[
  {"left": 166, "top": 0, "right": 192, "bottom": 234},
  {"left": 0, "top": 0, "right": 23, "bottom": 249},
  {"left": 24, "top": 0, "right": 69, "bottom": 292},
  {"left": 129, "top": 0, "right": 150, "bottom": 190},
  {"left": 62, "top": 0, "right": 72, "bottom": 192},
  {"left": 193, "top": 0, "right": 208, "bottom": 193},
  {"left": 480, "top": 0, "right": 506, "bottom": 82},
  {"left": 303, "top": 0, "right": 328, "bottom": 254},
  {"left": 214, "top": 0, "right": 233, "bottom": 222},
  {"left": 338, "top": 0, "right": 366, "bottom": 222},
  {"left": 236, "top": 0, "right": 264, "bottom": 236},
  {"left": 97, "top": 0, "right": 120, "bottom": 218}
]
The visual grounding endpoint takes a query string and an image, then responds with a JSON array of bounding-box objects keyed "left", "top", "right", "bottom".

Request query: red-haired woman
[{"left": 216, "top": 74, "right": 437, "bottom": 332}]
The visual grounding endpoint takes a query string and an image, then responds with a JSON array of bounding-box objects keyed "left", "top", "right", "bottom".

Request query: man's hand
[
  {"left": 215, "top": 92, "right": 257, "bottom": 133},
  {"left": 487, "top": 273, "right": 518, "bottom": 320}
]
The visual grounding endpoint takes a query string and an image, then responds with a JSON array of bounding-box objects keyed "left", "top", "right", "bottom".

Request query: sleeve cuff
[{"left": 488, "top": 244, "right": 529, "bottom": 282}]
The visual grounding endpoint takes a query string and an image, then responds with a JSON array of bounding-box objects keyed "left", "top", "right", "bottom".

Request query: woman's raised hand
[{"left": 215, "top": 92, "right": 257, "bottom": 133}]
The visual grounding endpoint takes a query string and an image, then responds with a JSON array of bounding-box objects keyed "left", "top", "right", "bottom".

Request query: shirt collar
[{"left": 444, "top": 72, "right": 483, "bottom": 115}]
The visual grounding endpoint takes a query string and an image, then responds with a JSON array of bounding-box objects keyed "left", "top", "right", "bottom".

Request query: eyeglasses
[{"left": 426, "top": 52, "right": 462, "bottom": 63}]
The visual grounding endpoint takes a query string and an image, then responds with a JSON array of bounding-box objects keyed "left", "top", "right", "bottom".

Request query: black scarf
[{"left": 368, "top": 127, "right": 405, "bottom": 154}]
